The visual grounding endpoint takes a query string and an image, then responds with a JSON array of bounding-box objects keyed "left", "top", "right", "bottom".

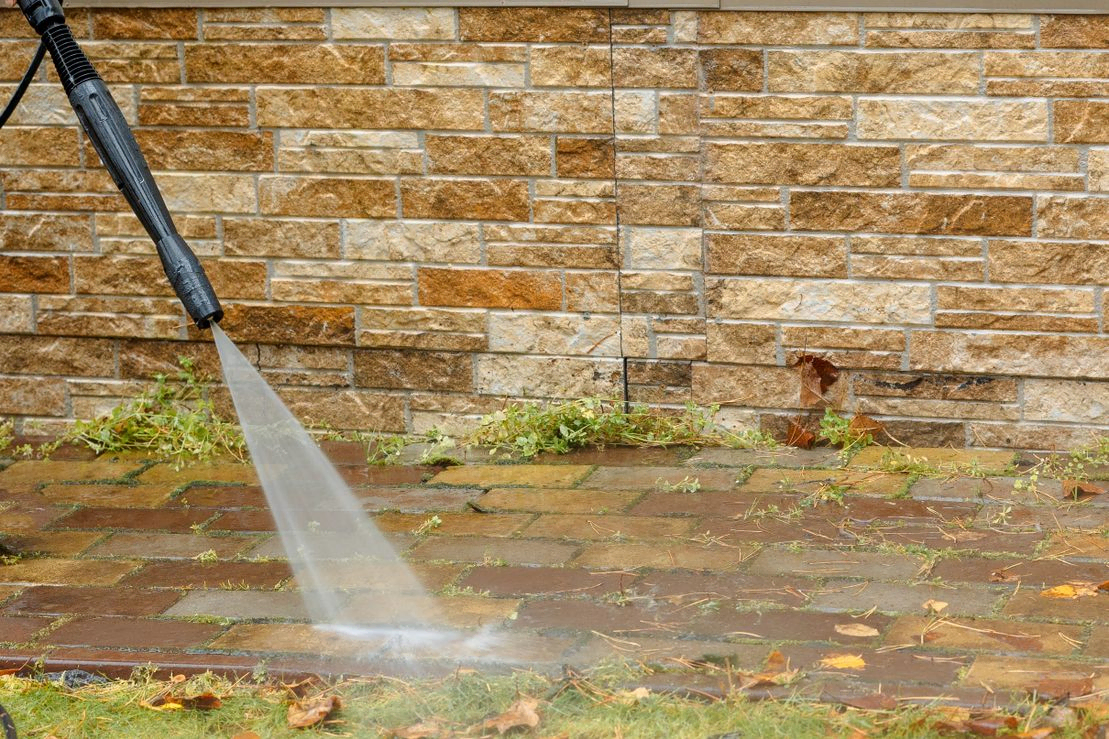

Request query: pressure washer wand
[{"left": 17, "top": 0, "right": 223, "bottom": 328}]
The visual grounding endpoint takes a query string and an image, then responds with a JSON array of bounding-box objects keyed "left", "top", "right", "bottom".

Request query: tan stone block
[
  {"left": 985, "top": 50, "right": 1109, "bottom": 79},
  {"left": 692, "top": 364, "right": 800, "bottom": 408},
  {"left": 988, "top": 80, "right": 1109, "bottom": 97},
  {"left": 1037, "top": 196, "right": 1109, "bottom": 240},
  {"left": 707, "top": 234, "right": 846, "bottom": 278},
  {"left": 139, "top": 86, "right": 250, "bottom": 127},
  {"left": 485, "top": 224, "right": 616, "bottom": 247},
  {"left": 705, "top": 143, "right": 898, "bottom": 187},
  {"left": 935, "top": 313, "right": 1097, "bottom": 334},
  {"left": 418, "top": 268, "right": 561, "bottom": 310},
  {"left": 77, "top": 41, "right": 179, "bottom": 84},
  {"left": 220, "top": 305, "right": 355, "bottom": 347},
  {"left": 0, "top": 127, "right": 79, "bottom": 167},
  {"left": 0, "top": 376, "right": 65, "bottom": 416},
  {"left": 277, "top": 143, "right": 422, "bottom": 176},
  {"left": 360, "top": 307, "right": 484, "bottom": 335},
  {"left": 906, "top": 144, "right": 1079, "bottom": 174},
  {"left": 459, "top": 8, "right": 608, "bottom": 43},
  {"left": 566, "top": 272, "right": 620, "bottom": 313},
  {"left": 908, "top": 172, "right": 1083, "bottom": 191},
  {"left": 402, "top": 179, "right": 528, "bottom": 221},
  {"left": 97, "top": 212, "right": 215, "bottom": 240},
  {"left": 92, "top": 9, "right": 197, "bottom": 39},
  {"left": 1024, "top": 380, "right": 1109, "bottom": 424},
  {"left": 347, "top": 221, "right": 481, "bottom": 263},
  {"left": 556, "top": 137, "right": 614, "bottom": 179},
  {"left": 699, "top": 120, "right": 849, "bottom": 139},
  {"left": 613, "top": 47, "right": 698, "bottom": 89},
  {"left": 853, "top": 372, "right": 1015, "bottom": 402},
  {"left": 204, "top": 13, "right": 325, "bottom": 42},
  {"left": 703, "top": 203, "right": 784, "bottom": 231},
  {"left": 850, "top": 255, "right": 983, "bottom": 282},
  {"left": 858, "top": 99, "right": 1047, "bottom": 142},
  {"left": 72, "top": 255, "right": 169, "bottom": 297},
  {"left": 274, "top": 260, "right": 409, "bottom": 282},
  {"left": 937, "top": 285, "right": 1093, "bottom": 314},
  {"left": 865, "top": 13, "right": 1031, "bottom": 30},
  {"left": 988, "top": 240, "right": 1108, "bottom": 285},
  {"left": 858, "top": 397, "right": 1020, "bottom": 422},
  {"left": 277, "top": 388, "right": 405, "bottom": 431},
  {"left": 620, "top": 136, "right": 701, "bottom": 156},
  {"left": 784, "top": 327, "right": 904, "bottom": 353},
  {"left": 0, "top": 256, "right": 69, "bottom": 294},
  {"left": 1041, "top": 15, "right": 1109, "bottom": 48},
  {"left": 851, "top": 236, "right": 982, "bottom": 257},
  {"left": 186, "top": 44, "right": 384, "bottom": 84},
  {"left": 129, "top": 130, "right": 272, "bottom": 172},
  {"left": 708, "top": 277, "right": 931, "bottom": 325},
  {"left": 619, "top": 184, "right": 700, "bottom": 227},
  {"left": 770, "top": 50, "right": 977, "bottom": 94},
  {"left": 659, "top": 94, "right": 698, "bottom": 135},
  {"left": 259, "top": 176, "right": 394, "bottom": 219},
  {"left": 614, "top": 91, "right": 656, "bottom": 134},
  {"left": 392, "top": 61, "right": 524, "bottom": 88},
  {"left": 0, "top": 40, "right": 43, "bottom": 78},
  {"left": 476, "top": 355, "right": 622, "bottom": 399},
  {"left": 791, "top": 192, "right": 1032, "bottom": 237},
  {"left": 257, "top": 87, "right": 485, "bottom": 130},
  {"left": 616, "top": 153, "right": 700, "bottom": 182},
  {"left": 910, "top": 331, "right": 1109, "bottom": 380},
  {"left": 206, "top": 260, "right": 267, "bottom": 301},
  {"left": 530, "top": 46, "right": 611, "bottom": 88},
  {"left": 0, "top": 295, "right": 33, "bottom": 333},
  {"left": 968, "top": 422, "right": 1098, "bottom": 451},
  {"left": 353, "top": 349, "right": 471, "bottom": 392},
  {"left": 699, "top": 49, "right": 761, "bottom": 92},
  {"left": 488, "top": 314, "right": 620, "bottom": 357},
  {"left": 206, "top": 9, "right": 323, "bottom": 23},
  {"left": 1055, "top": 100, "right": 1109, "bottom": 144},
  {"left": 696, "top": 12, "right": 856, "bottom": 45},
  {"left": 332, "top": 8, "right": 455, "bottom": 40},
  {"left": 533, "top": 199, "right": 616, "bottom": 226},
  {"left": 535, "top": 180, "right": 614, "bottom": 199},
  {"left": 270, "top": 280, "right": 409, "bottom": 306},
  {"left": 705, "top": 323, "right": 776, "bottom": 364},
  {"left": 622, "top": 227, "right": 702, "bottom": 271},
  {"left": 426, "top": 135, "right": 550, "bottom": 176},
  {"left": 155, "top": 173, "right": 256, "bottom": 214},
  {"left": 0, "top": 82, "right": 77, "bottom": 126},
  {"left": 701, "top": 94, "right": 852, "bottom": 121},
  {"left": 0, "top": 335, "right": 114, "bottom": 377},
  {"left": 224, "top": 218, "right": 339, "bottom": 259}
]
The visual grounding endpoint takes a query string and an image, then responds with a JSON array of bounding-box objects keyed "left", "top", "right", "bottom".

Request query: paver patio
[{"left": 0, "top": 442, "right": 1106, "bottom": 708}]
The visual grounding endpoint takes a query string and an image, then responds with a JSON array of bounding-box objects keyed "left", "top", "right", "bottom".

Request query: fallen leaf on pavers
[
  {"left": 990, "top": 569, "right": 1021, "bottom": 583},
  {"left": 738, "top": 650, "right": 800, "bottom": 689},
  {"left": 0, "top": 668, "right": 18, "bottom": 677},
  {"left": 922, "top": 599, "right": 949, "bottom": 614},
  {"left": 834, "top": 623, "right": 880, "bottom": 638},
  {"left": 1040, "top": 582, "right": 1102, "bottom": 599},
  {"left": 847, "top": 414, "right": 885, "bottom": 441},
  {"left": 613, "top": 687, "right": 651, "bottom": 705},
  {"left": 838, "top": 693, "right": 897, "bottom": 711},
  {"left": 385, "top": 721, "right": 450, "bottom": 739},
  {"left": 479, "top": 696, "right": 541, "bottom": 734},
  {"left": 964, "top": 714, "right": 1020, "bottom": 736},
  {"left": 1031, "top": 676, "right": 1095, "bottom": 702},
  {"left": 818, "top": 654, "right": 866, "bottom": 671},
  {"left": 1062, "top": 479, "right": 1106, "bottom": 500},
  {"left": 785, "top": 420, "right": 816, "bottom": 449},
  {"left": 287, "top": 694, "right": 341, "bottom": 729},
  {"left": 796, "top": 355, "right": 839, "bottom": 407},
  {"left": 142, "top": 691, "right": 223, "bottom": 711}
]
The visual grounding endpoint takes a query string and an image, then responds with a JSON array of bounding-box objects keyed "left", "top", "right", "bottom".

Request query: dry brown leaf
[
  {"left": 1032, "top": 677, "right": 1095, "bottom": 702},
  {"left": 965, "top": 714, "right": 1019, "bottom": 736},
  {"left": 287, "top": 694, "right": 341, "bottom": 729},
  {"left": 385, "top": 721, "right": 448, "bottom": 739},
  {"left": 480, "top": 696, "right": 541, "bottom": 735},
  {"left": 796, "top": 355, "right": 839, "bottom": 407},
  {"left": 785, "top": 420, "right": 816, "bottom": 449},
  {"left": 847, "top": 414, "right": 885, "bottom": 440},
  {"left": 922, "top": 599, "right": 949, "bottom": 614},
  {"left": 990, "top": 570, "right": 1020, "bottom": 584},
  {"left": 0, "top": 668, "right": 19, "bottom": 677},
  {"left": 1099, "top": 580, "right": 1109, "bottom": 593},
  {"left": 1062, "top": 479, "right": 1106, "bottom": 500},
  {"left": 834, "top": 623, "right": 880, "bottom": 638},
  {"left": 739, "top": 649, "right": 800, "bottom": 689},
  {"left": 818, "top": 654, "right": 866, "bottom": 671},
  {"left": 839, "top": 693, "right": 897, "bottom": 711},
  {"left": 1040, "top": 583, "right": 1101, "bottom": 599}
]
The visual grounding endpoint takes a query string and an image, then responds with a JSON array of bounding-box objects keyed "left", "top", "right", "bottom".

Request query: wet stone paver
[{"left": 0, "top": 444, "right": 1106, "bottom": 708}]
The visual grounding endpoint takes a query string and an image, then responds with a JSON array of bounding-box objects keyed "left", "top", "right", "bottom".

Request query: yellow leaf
[
  {"left": 1041, "top": 583, "right": 1099, "bottom": 599},
  {"left": 922, "top": 599, "right": 948, "bottom": 614},
  {"left": 819, "top": 654, "right": 867, "bottom": 670},
  {"left": 834, "top": 623, "right": 880, "bottom": 638}
]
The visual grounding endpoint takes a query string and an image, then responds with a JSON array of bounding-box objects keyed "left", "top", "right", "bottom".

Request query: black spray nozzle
[{"left": 18, "top": 0, "right": 222, "bottom": 329}]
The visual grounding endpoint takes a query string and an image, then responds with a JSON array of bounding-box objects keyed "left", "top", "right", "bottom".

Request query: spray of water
[{"left": 211, "top": 324, "right": 497, "bottom": 662}]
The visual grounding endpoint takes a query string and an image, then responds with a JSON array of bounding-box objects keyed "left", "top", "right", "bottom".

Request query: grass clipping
[
  {"left": 62, "top": 357, "right": 244, "bottom": 467},
  {"left": 469, "top": 398, "right": 774, "bottom": 459}
]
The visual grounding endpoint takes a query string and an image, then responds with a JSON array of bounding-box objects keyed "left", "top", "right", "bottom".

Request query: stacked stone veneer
[{"left": 1, "top": 7, "right": 1108, "bottom": 447}]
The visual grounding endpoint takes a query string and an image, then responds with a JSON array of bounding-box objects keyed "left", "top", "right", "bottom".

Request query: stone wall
[{"left": 1, "top": 7, "right": 1108, "bottom": 447}]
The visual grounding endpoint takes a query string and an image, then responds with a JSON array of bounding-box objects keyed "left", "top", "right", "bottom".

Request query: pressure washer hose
[
  {"left": 0, "top": 702, "right": 15, "bottom": 739},
  {"left": 13, "top": 0, "right": 223, "bottom": 329}
]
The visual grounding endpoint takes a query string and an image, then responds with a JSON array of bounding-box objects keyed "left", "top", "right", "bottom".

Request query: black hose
[
  {"left": 0, "top": 40, "right": 46, "bottom": 130},
  {"left": 0, "top": 701, "right": 16, "bottom": 739}
]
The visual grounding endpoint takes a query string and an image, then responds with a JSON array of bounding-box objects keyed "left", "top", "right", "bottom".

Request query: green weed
[{"left": 817, "top": 408, "right": 875, "bottom": 460}]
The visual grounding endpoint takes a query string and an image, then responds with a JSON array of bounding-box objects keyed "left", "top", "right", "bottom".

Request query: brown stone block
[
  {"left": 783, "top": 326, "right": 905, "bottom": 353},
  {"left": 0, "top": 214, "right": 91, "bottom": 252},
  {"left": 418, "top": 267, "right": 561, "bottom": 310},
  {"left": 206, "top": 260, "right": 267, "bottom": 302},
  {"left": 936, "top": 313, "right": 1098, "bottom": 333},
  {"left": 0, "top": 377, "right": 66, "bottom": 415},
  {"left": 390, "top": 44, "right": 525, "bottom": 63},
  {"left": 1041, "top": 15, "right": 1109, "bottom": 48},
  {"left": 224, "top": 218, "right": 340, "bottom": 259},
  {"left": 851, "top": 255, "right": 982, "bottom": 282},
  {"left": 556, "top": 137, "right": 614, "bottom": 179},
  {"left": 118, "top": 339, "right": 220, "bottom": 380},
  {"left": 692, "top": 364, "right": 801, "bottom": 409},
  {"left": 530, "top": 46, "right": 611, "bottom": 88},
  {"left": 259, "top": 176, "right": 394, "bottom": 219},
  {"left": 74, "top": 255, "right": 172, "bottom": 297},
  {"left": 69, "top": 41, "right": 179, "bottom": 84},
  {"left": 696, "top": 12, "right": 857, "bottom": 45},
  {"left": 533, "top": 200, "right": 615, "bottom": 226},
  {"left": 906, "top": 143, "right": 1079, "bottom": 173},
  {"left": 489, "top": 244, "right": 617, "bottom": 270},
  {"left": 565, "top": 272, "right": 619, "bottom": 313},
  {"left": 707, "top": 234, "right": 846, "bottom": 278},
  {"left": 0, "top": 255, "right": 69, "bottom": 294},
  {"left": 627, "top": 359, "right": 692, "bottom": 388},
  {"left": 129, "top": 130, "right": 272, "bottom": 172},
  {"left": 139, "top": 86, "right": 250, "bottom": 127},
  {"left": 707, "top": 143, "right": 899, "bottom": 187},
  {"left": 705, "top": 323, "right": 776, "bottom": 365},
  {"left": 988, "top": 240, "right": 1108, "bottom": 285},
  {"left": 703, "top": 203, "right": 784, "bottom": 231},
  {"left": 910, "top": 331, "right": 1109, "bottom": 380},
  {"left": 616, "top": 153, "right": 699, "bottom": 182},
  {"left": 459, "top": 8, "right": 608, "bottom": 43},
  {"left": 791, "top": 192, "right": 1032, "bottom": 237},
  {"left": 769, "top": 50, "right": 978, "bottom": 94},
  {"left": 0, "top": 41, "right": 49, "bottom": 78},
  {"left": 0, "top": 127, "right": 80, "bottom": 166},
  {"left": 1055, "top": 100, "right": 1109, "bottom": 143},
  {"left": 1038, "top": 196, "right": 1109, "bottom": 239},
  {"left": 490, "top": 91, "right": 613, "bottom": 134},
  {"left": 276, "top": 388, "right": 405, "bottom": 432},
  {"left": 353, "top": 349, "right": 472, "bottom": 392},
  {"left": 186, "top": 43, "right": 383, "bottom": 84},
  {"left": 92, "top": 9, "right": 197, "bottom": 39},
  {"left": 0, "top": 335, "right": 114, "bottom": 376},
  {"left": 257, "top": 87, "right": 485, "bottom": 130},
  {"left": 854, "top": 372, "right": 1017, "bottom": 402},
  {"left": 426, "top": 135, "right": 550, "bottom": 176},
  {"left": 402, "top": 179, "right": 529, "bottom": 221},
  {"left": 937, "top": 285, "right": 1093, "bottom": 314},
  {"left": 619, "top": 184, "right": 700, "bottom": 227},
  {"left": 701, "top": 94, "right": 851, "bottom": 122},
  {"left": 866, "top": 30, "right": 1034, "bottom": 49},
  {"left": 220, "top": 305, "right": 355, "bottom": 347},
  {"left": 613, "top": 48, "right": 698, "bottom": 89},
  {"left": 699, "top": 49, "right": 761, "bottom": 92},
  {"left": 858, "top": 99, "right": 1047, "bottom": 142}
]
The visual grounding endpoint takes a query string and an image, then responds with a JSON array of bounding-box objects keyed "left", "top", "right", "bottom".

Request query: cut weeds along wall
[{"left": 1, "top": 7, "right": 1108, "bottom": 448}]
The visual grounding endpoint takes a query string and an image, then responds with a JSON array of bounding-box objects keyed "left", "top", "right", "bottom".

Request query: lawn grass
[{"left": 1, "top": 665, "right": 1101, "bottom": 738}]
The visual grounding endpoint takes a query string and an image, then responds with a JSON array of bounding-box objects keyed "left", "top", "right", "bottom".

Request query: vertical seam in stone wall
[{"left": 606, "top": 8, "right": 630, "bottom": 408}]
